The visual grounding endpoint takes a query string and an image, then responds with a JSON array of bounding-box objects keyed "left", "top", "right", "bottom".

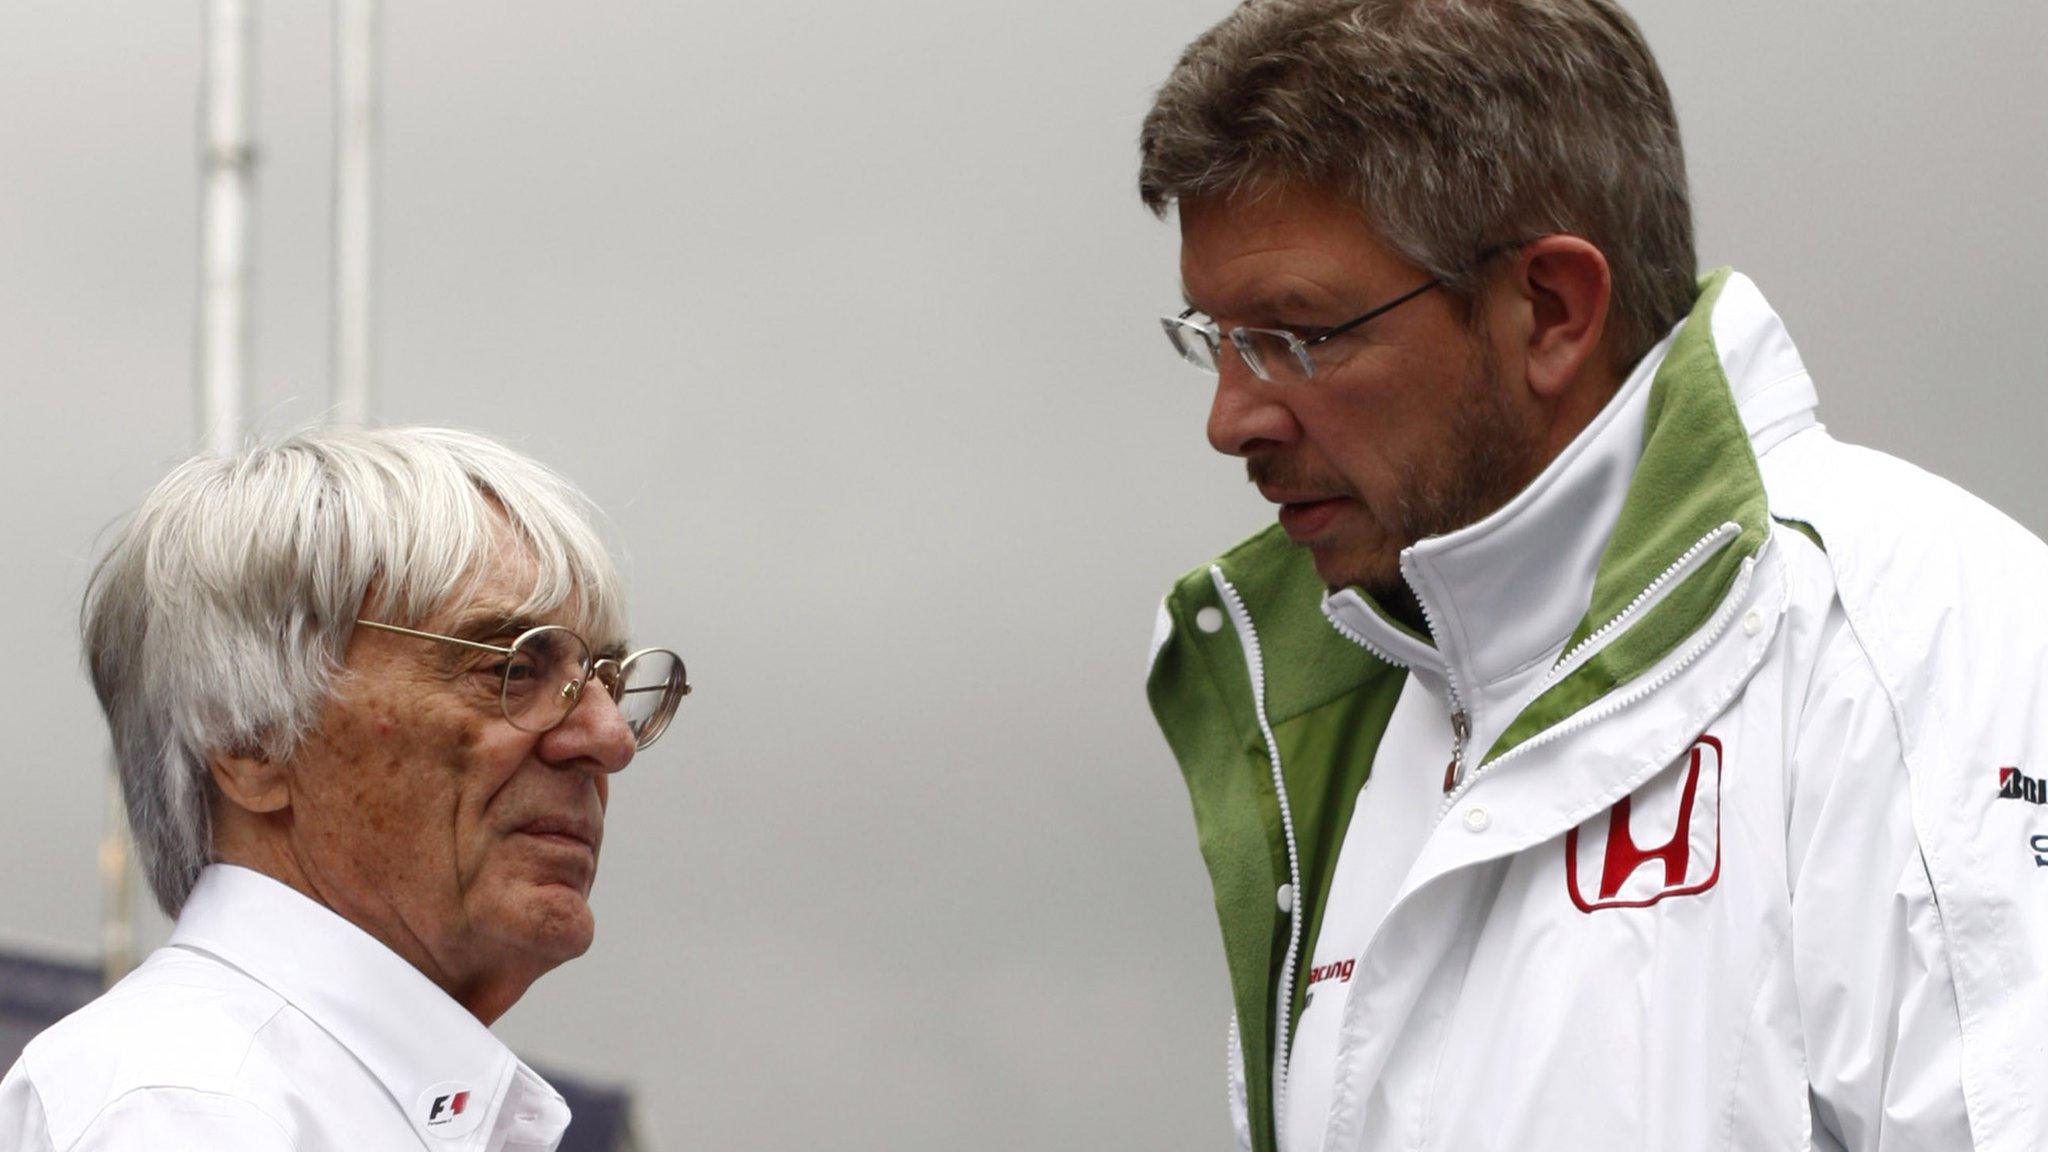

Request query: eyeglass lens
[
  {"left": 1163, "top": 316, "right": 1312, "bottom": 383},
  {"left": 500, "top": 625, "right": 687, "bottom": 749},
  {"left": 1162, "top": 317, "right": 1219, "bottom": 373},
  {"left": 615, "top": 650, "right": 685, "bottom": 748},
  {"left": 1235, "top": 330, "right": 1316, "bottom": 382},
  {"left": 501, "top": 626, "right": 594, "bottom": 734}
]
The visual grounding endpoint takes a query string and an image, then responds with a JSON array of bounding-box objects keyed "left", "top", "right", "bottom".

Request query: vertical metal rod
[
  {"left": 198, "top": 0, "right": 257, "bottom": 453},
  {"left": 332, "top": 0, "right": 378, "bottom": 424}
]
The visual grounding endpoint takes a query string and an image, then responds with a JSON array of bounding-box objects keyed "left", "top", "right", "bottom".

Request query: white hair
[{"left": 82, "top": 426, "right": 626, "bottom": 915}]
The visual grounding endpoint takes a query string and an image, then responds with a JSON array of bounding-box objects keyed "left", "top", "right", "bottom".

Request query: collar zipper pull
[{"left": 1443, "top": 710, "right": 1470, "bottom": 793}]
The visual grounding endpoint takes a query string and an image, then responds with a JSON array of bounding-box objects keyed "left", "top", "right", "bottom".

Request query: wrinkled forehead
[{"left": 449, "top": 563, "right": 624, "bottom": 651}]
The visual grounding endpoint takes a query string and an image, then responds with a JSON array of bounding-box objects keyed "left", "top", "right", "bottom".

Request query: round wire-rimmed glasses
[{"left": 354, "top": 619, "right": 690, "bottom": 749}]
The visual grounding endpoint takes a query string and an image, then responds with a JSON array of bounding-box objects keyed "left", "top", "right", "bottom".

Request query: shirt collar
[{"left": 168, "top": 864, "right": 569, "bottom": 1149}]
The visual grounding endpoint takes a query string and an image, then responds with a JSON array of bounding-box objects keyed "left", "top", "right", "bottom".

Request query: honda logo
[{"left": 1566, "top": 735, "right": 1724, "bottom": 912}]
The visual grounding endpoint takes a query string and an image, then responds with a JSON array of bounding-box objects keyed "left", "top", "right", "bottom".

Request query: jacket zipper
[
  {"left": 1210, "top": 566, "right": 1305, "bottom": 1146},
  {"left": 1226, "top": 1013, "right": 1250, "bottom": 1152},
  {"left": 1436, "top": 545, "right": 1762, "bottom": 820},
  {"left": 1542, "top": 521, "right": 1742, "bottom": 691},
  {"left": 1442, "top": 711, "right": 1470, "bottom": 793},
  {"left": 1403, "top": 561, "right": 1473, "bottom": 792},
  {"left": 1320, "top": 594, "right": 1471, "bottom": 794},
  {"left": 1325, "top": 522, "right": 1743, "bottom": 799}
]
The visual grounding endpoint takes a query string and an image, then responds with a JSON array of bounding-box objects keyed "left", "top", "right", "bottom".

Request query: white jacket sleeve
[{"left": 1787, "top": 613, "right": 1973, "bottom": 1151}]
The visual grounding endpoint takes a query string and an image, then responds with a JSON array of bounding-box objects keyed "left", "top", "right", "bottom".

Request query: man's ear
[
  {"left": 210, "top": 749, "right": 291, "bottom": 815},
  {"left": 1504, "top": 235, "right": 1613, "bottom": 400}
]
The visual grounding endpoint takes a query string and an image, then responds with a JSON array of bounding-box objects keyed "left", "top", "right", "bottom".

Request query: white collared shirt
[{"left": 0, "top": 865, "right": 572, "bottom": 1151}]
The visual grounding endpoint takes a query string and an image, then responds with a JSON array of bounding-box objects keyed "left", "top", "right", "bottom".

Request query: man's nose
[
  {"left": 541, "top": 679, "right": 637, "bottom": 773},
  {"left": 1206, "top": 353, "right": 1299, "bottom": 457}
]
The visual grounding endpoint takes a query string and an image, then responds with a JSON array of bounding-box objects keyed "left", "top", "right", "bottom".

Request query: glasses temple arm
[
  {"left": 353, "top": 619, "right": 517, "bottom": 656},
  {"left": 1303, "top": 277, "right": 1441, "bottom": 348}
]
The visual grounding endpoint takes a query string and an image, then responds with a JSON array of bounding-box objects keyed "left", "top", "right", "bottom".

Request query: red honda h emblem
[{"left": 1566, "top": 735, "right": 1724, "bottom": 912}]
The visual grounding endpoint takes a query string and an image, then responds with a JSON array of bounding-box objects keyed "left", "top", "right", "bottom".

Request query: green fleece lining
[
  {"left": 1483, "top": 269, "right": 1769, "bottom": 762},
  {"left": 1147, "top": 526, "right": 1394, "bottom": 1152},
  {"left": 1147, "top": 568, "right": 1284, "bottom": 1152},
  {"left": 1776, "top": 515, "right": 1824, "bottom": 552}
]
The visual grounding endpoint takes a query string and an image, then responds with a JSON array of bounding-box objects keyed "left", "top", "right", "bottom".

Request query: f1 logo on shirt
[
  {"left": 416, "top": 1081, "right": 487, "bottom": 1139},
  {"left": 428, "top": 1092, "right": 470, "bottom": 1124},
  {"left": 1566, "top": 735, "right": 1724, "bottom": 912}
]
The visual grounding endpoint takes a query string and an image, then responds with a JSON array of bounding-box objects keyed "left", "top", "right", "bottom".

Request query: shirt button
[
  {"left": 1196, "top": 606, "right": 1225, "bottom": 634},
  {"left": 1743, "top": 610, "right": 1762, "bottom": 636},
  {"left": 1463, "top": 807, "right": 1491, "bottom": 833},
  {"left": 1276, "top": 883, "right": 1295, "bottom": 913}
]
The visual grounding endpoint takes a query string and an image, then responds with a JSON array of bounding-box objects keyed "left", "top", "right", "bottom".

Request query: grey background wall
[{"left": 2, "top": 2, "right": 2042, "bottom": 1148}]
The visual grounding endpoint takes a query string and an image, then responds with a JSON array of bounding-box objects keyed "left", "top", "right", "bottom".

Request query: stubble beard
[{"left": 1292, "top": 340, "right": 1544, "bottom": 597}]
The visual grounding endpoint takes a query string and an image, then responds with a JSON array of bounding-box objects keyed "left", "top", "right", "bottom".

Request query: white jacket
[{"left": 1145, "top": 270, "right": 2048, "bottom": 1152}]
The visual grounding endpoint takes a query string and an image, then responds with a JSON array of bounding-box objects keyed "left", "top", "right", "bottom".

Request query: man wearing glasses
[
  {"left": 0, "top": 426, "right": 686, "bottom": 1150},
  {"left": 1140, "top": 3, "right": 2042, "bottom": 1151}
]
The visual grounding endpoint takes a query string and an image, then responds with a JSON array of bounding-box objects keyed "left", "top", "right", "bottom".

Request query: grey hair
[
  {"left": 82, "top": 426, "right": 626, "bottom": 916},
  {"left": 1139, "top": 0, "right": 1698, "bottom": 368}
]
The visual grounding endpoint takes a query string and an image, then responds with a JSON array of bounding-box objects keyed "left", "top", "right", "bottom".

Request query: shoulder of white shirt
[{"left": 13, "top": 864, "right": 561, "bottom": 1149}]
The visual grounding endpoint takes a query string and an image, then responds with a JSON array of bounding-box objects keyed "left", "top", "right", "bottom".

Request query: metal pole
[
  {"left": 198, "top": 0, "right": 256, "bottom": 453},
  {"left": 332, "top": 0, "right": 378, "bottom": 424}
]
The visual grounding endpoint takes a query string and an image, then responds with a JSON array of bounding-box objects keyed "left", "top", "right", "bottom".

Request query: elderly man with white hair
[{"left": 0, "top": 426, "right": 687, "bottom": 1151}]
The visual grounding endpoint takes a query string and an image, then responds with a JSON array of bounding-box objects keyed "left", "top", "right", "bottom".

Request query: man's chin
[
  {"left": 494, "top": 881, "right": 599, "bottom": 965},
  {"left": 1305, "top": 538, "right": 1404, "bottom": 596}
]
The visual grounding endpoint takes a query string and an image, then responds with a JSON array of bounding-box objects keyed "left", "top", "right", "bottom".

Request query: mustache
[{"left": 1246, "top": 456, "right": 1361, "bottom": 502}]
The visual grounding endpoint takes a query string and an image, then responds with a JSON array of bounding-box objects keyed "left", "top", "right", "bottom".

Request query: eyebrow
[
  {"left": 447, "top": 609, "right": 547, "bottom": 644},
  {"left": 1180, "top": 287, "right": 1328, "bottom": 323},
  {"left": 448, "top": 607, "right": 632, "bottom": 662}
]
